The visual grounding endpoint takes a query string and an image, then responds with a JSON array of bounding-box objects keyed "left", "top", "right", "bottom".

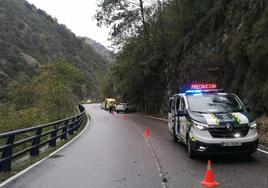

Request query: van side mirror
[
  {"left": 246, "top": 107, "right": 251, "bottom": 113},
  {"left": 178, "top": 109, "right": 186, "bottom": 116}
]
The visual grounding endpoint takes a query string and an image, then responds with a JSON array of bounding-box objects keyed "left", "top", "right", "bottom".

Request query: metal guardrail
[{"left": 0, "top": 104, "right": 86, "bottom": 172}]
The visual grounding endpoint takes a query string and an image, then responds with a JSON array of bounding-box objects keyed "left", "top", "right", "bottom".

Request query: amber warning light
[{"left": 191, "top": 83, "right": 217, "bottom": 90}]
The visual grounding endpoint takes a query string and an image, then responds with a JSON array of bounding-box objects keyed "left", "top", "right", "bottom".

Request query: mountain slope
[
  {"left": 0, "top": 0, "right": 107, "bottom": 97},
  {"left": 83, "top": 37, "right": 114, "bottom": 62}
]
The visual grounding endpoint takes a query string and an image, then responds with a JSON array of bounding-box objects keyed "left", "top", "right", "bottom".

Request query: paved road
[{"left": 2, "top": 104, "right": 268, "bottom": 188}]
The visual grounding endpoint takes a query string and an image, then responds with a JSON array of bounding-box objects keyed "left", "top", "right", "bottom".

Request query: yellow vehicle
[{"left": 104, "top": 98, "right": 116, "bottom": 111}]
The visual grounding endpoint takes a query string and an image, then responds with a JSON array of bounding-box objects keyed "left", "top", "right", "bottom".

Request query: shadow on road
[
  {"left": 172, "top": 140, "right": 259, "bottom": 165},
  {"left": 195, "top": 154, "right": 258, "bottom": 165}
]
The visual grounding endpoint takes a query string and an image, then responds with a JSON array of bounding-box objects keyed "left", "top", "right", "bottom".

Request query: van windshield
[{"left": 186, "top": 94, "right": 243, "bottom": 113}]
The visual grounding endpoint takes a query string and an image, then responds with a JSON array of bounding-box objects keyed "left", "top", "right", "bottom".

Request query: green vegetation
[
  {"left": 0, "top": 0, "right": 109, "bottom": 132},
  {"left": 36, "top": 60, "right": 85, "bottom": 120},
  {"left": 96, "top": 0, "right": 268, "bottom": 144},
  {"left": 0, "top": 0, "right": 108, "bottom": 101},
  {"left": 0, "top": 59, "right": 88, "bottom": 180},
  {"left": 96, "top": 0, "right": 268, "bottom": 116},
  {"left": 0, "top": 59, "right": 85, "bottom": 133},
  {"left": 258, "top": 116, "right": 268, "bottom": 146}
]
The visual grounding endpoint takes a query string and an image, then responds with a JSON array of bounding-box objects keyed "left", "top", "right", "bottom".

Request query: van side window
[
  {"left": 169, "top": 98, "right": 174, "bottom": 113},
  {"left": 176, "top": 97, "right": 180, "bottom": 110},
  {"left": 180, "top": 98, "right": 186, "bottom": 111}
]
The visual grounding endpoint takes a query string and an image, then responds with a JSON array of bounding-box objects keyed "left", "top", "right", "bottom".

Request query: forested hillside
[
  {"left": 0, "top": 0, "right": 107, "bottom": 99},
  {"left": 0, "top": 0, "right": 108, "bottom": 132},
  {"left": 96, "top": 0, "right": 268, "bottom": 116},
  {"left": 83, "top": 37, "right": 114, "bottom": 62}
]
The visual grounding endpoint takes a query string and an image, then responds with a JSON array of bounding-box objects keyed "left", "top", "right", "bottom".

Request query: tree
[
  {"left": 95, "top": 0, "right": 150, "bottom": 46},
  {"left": 96, "top": 0, "right": 268, "bottom": 116},
  {"left": 35, "top": 59, "right": 85, "bottom": 120},
  {"left": 6, "top": 74, "right": 36, "bottom": 110}
]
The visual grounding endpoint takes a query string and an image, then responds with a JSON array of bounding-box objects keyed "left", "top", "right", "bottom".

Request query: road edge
[
  {"left": 139, "top": 114, "right": 268, "bottom": 155},
  {"left": 0, "top": 113, "right": 90, "bottom": 187},
  {"left": 139, "top": 114, "right": 168, "bottom": 122}
]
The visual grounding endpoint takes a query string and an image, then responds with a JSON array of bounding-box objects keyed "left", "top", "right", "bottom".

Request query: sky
[{"left": 26, "top": 0, "right": 111, "bottom": 48}]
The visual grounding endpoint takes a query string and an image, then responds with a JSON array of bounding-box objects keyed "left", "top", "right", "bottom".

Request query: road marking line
[
  {"left": 129, "top": 122, "right": 167, "bottom": 188},
  {"left": 257, "top": 148, "right": 268, "bottom": 154},
  {"left": 140, "top": 115, "right": 168, "bottom": 122},
  {"left": 0, "top": 113, "right": 90, "bottom": 187}
]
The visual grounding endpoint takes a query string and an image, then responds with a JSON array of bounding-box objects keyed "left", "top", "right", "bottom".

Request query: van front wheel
[
  {"left": 187, "top": 138, "right": 196, "bottom": 159},
  {"left": 172, "top": 127, "right": 178, "bottom": 143}
]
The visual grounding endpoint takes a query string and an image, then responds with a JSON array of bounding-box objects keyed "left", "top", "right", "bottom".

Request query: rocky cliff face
[{"left": 174, "top": 0, "right": 267, "bottom": 115}]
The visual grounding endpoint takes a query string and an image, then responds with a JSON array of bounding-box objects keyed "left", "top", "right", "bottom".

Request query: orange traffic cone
[
  {"left": 201, "top": 160, "right": 219, "bottom": 188},
  {"left": 144, "top": 128, "right": 150, "bottom": 138}
]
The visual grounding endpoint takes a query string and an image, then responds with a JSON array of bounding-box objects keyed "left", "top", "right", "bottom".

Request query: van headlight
[
  {"left": 249, "top": 121, "right": 257, "bottom": 129},
  {"left": 193, "top": 121, "right": 208, "bottom": 131}
]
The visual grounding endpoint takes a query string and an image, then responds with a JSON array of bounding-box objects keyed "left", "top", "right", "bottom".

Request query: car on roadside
[
  {"left": 86, "top": 99, "right": 92, "bottom": 103},
  {"left": 115, "top": 103, "right": 135, "bottom": 113},
  {"left": 168, "top": 83, "right": 258, "bottom": 158}
]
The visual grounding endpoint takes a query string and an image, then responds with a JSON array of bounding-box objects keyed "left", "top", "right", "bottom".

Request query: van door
[
  {"left": 179, "top": 97, "right": 187, "bottom": 141},
  {"left": 174, "top": 96, "right": 181, "bottom": 135},
  {"left": 168, "top": 98, "right": 174, "bottom": 133}
]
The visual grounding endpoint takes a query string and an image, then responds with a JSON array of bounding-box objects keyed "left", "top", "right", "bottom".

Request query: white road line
[
  {"left": 0, "top": 113, "right": 90, "bottom": 187},
  {"left": 141, "top": 114, "right": 268, "bottom": 155},
  {"left": 128, "top": 122, "right": 167, "bottom": 188},
  {"left": 257, "top": 148, "right": 268, "bottom": 154},
  {"left": 140, "top": 115, "right": 168, "bottom": 122}
]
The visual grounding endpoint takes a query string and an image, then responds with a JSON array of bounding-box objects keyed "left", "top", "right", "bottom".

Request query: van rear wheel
[{"left": 172, "top": 127, "right": 178, "bottom": 143}]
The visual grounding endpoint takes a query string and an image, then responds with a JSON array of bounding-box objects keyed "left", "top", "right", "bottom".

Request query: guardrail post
[
  {"left": 73, "top": 116, "right": 79, "bottom": 132},
  {"left": 49, "top": 124, "right": 58, "bottom": 147},
  {"left": 76, "top": 115, "right": 83, "bottom": 130},
  {"left": 76, "top": 116, "right": 81, "bottom": 130},
  {"left": 75, "top": 116, "right": 81, "bottom": 131},
  {"left": 68, "top": 118, "right": 75, "bottom": 135},
  {"left": 0, "top": 135, "right": 15, "bottom": 172},
  {"left": 78, "top": 104, "right": 83, "bottom": 113},
  {"left": 61, "top": 120, "right": 68, "bottom": 140},
  {"left": 30, "top": 128, "right": 42, "bottom": 157}
]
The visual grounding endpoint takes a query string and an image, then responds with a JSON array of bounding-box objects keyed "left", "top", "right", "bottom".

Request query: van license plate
[{"left": 222, "top": 142, "right": 242, "bottom": 146}]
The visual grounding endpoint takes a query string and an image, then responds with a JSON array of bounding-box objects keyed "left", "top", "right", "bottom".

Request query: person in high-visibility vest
[{"left": 108, "top": 101, "right": 113, "bottom": 113}]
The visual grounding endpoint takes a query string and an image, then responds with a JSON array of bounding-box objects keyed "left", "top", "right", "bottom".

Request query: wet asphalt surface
[{"left": 2, "top": 104, "right": 268, "bottom": 188}]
